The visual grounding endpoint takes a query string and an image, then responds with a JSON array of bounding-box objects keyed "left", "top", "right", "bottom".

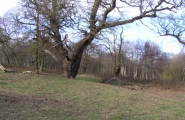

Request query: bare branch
[
  {"left": 152, "top": 13, "right": 185, "bottom": 45},
  {"left": 89, "top": 0, "right": 101, "bottom": 28}
]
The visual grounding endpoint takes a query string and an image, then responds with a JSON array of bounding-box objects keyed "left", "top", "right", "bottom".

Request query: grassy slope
[{"left": 0, "top": 72, "right": 185, "bottom": 120}]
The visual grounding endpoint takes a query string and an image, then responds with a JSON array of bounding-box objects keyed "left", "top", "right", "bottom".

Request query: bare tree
[
  {"left": 140, "top": 41, "right": 166, "bottom": 80},
  {"left": 0, "top": 13, "right": 26, "bottom": 65},
  {"left": 0, "top": 27, "right": 11, "bottom": 64},
  {"left": 152, "top": 13, "right": 185, "bottom": 45},
  {"left": 100, "top": 27, "right": 126, "bottom": 75},
  {"left": 80, "top": 42, "right": 101, "bottom": 74},
  {"left": 17, "top": 0, "right": 184, "bottom": 78}
]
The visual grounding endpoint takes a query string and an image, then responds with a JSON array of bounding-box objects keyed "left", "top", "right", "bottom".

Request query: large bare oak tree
[{"left": 19, "top": 0, "right": 183, "bottom": 78}]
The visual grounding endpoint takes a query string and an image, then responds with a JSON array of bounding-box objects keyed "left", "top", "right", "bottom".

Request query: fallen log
[
  {"left": 4, "top": 69, "right": 18, "bottom": 73},
  {"left": 0, "top": 64, "right": 18, "bottom": 73},
  {"left": 0, "top": 64, "right": 40, "bottom": 74},
  {"left": 22, "top": 71, "right": 33, "bottom": 74},
  {"left": 21, "top": 70, "right": 39, "bottom": 74}
]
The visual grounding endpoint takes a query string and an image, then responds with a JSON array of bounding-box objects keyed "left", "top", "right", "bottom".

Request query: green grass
[{"left": 0, "top": 72, "right": 185, "bottom": 120}]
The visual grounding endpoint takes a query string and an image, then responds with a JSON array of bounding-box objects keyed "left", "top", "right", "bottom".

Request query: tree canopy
[{"left": 0, "top": 0, "right": 184, "bottom": 78}]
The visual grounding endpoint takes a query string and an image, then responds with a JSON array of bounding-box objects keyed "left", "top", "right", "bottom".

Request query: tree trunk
[
  {"left": 35, "top": 7, "right": 39, "bottom": 72},
  {"left": 39, "top": 55, "right": 44, "bottom": 73},
  {"left": 2, "top": 45, "right": 10, "bottom": 64},
  {"left": 34, "top": 46, "right": 39, "bottom": 71},
  {"left": 83, "top": 63, "right": 88, "bottom": 73},
  {"left": 67, "top": 51, "right": 83, "bottom": 78}
]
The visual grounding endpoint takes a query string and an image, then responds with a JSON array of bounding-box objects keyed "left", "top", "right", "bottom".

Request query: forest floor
[{"left": 0, "top": 71, "right": 185, "bottom": 120}]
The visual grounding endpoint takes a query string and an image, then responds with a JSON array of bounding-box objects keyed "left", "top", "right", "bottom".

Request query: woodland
[
  {"left": 0, "top": 0, "right": 185, "bottom": 81},
  {"left": 1, "top": 1, "right": 185, "bottom": 119}
]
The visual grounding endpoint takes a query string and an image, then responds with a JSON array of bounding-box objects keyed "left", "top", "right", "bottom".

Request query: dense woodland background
[{"left": 0, "top": 0, "right": 185, "bottom": 81}]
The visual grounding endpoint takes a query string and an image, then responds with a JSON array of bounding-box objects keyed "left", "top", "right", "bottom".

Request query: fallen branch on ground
[
  {"left": 21, "top": 70, "right": 39, "bottom": 74},
  {"left": 0, "top": 64, "right": 18, "bottom": 73},
  {"left": 0, "top": 63, "right": 39, "bottom": 74}
]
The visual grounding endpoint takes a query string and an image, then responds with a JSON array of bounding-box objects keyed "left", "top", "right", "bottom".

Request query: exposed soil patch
[
  {"left": 0, "top": 90, "right": 69, "bottom": 120},
  {"left": 0, "top": 90, "right": 69, "bottom": 107}
]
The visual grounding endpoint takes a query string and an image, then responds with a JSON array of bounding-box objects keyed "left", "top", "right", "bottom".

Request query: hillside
[{"left": 0, "top": 72, "right": 185, "bottom": 120}]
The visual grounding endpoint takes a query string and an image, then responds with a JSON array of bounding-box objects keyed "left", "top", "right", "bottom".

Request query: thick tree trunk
[
  {"left": 2, "top": 45, "right": 10, "bottom": 64},
  {"left": 67, "top": 51, "right": 83, "bottom": 78}
]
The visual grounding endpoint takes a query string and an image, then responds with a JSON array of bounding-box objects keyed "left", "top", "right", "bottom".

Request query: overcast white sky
[
  {"left": 0, "top": 0, "right": 183, "bottom": 54},
  {"left": 0, "top": 0, "right": 19, "bottom": 16}
]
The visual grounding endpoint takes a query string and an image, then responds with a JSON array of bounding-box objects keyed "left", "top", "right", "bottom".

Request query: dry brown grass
[{"left": 142, "top": 87, "right": 185, "bottom": 101}]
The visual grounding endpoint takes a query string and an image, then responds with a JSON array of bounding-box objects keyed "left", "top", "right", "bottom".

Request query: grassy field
[{"left": 0, "top": 72, "right": 185, "bottom": 120}]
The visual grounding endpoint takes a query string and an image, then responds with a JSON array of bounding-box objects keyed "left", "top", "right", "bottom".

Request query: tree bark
[
  {"left": 66, "top": 51, "right": 83, "bottom": 78},
  {"left": 39, "top": 54, "right": 44, "bottom": 73},
  {"left": 34, "top": 45, "right": 39, "bottom": 71},
  {"left": 45, "top": 46, "right": 83, "bottom": 78},
  {"left": 1, "top": 44, "right": 10, "bottom": 64}
]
